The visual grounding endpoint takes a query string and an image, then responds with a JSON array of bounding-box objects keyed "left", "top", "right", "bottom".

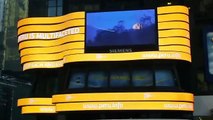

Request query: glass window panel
[
  {"left": 48, "top": 7, "right": 56, "bottom": 16},
  {"left": 57, "top": 6, "right": 62, "bottom": 16},
  {"left": 48, "top": 0, "right": 56, "bottom": 7},
  {"left": 57, "top": 0, "right": 63, "bottom": 6},
  {"left": 0, "top": 0, "right": 4, "bottom": 32}
]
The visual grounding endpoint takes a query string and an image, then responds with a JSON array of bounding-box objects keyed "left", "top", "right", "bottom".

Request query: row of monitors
[{"left": 68, "top": 69, "right": 177, "bottom": 89}]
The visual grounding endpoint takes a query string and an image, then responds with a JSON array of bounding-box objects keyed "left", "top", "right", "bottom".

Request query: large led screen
[{"left": 86, "top": 9, "right": 158, "bottom": 53}]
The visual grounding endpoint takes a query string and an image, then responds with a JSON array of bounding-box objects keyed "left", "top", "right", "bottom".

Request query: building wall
[
  {"left": 0, "top": 0, "right": 28, "bottom": 71},
  {"left": 194, "top": 96, "right": 213, "bottom": 116},
  {"left": 28, "top": 0, "right": 48, "bottom": 17},
  {"left": 2, "top": 0, "right": 213, "bottom": 119},
  {"left": 0, "top": 0, "right": 5, "bottom": 69}
]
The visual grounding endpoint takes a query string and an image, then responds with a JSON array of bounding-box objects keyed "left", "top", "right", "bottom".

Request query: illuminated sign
[
  {"left": 53, "top": 92, "right": 194, "bottom": 112},
  {"left": 18, "top": 92, "right": 194, "bottom": 114},
  {"left": 17, "top": 98, "right": 53, "bottom": 106},
  {"left": 56, "top": 101, "right": 193, "bottom": 111},
  {"left": 22, "top": 106, "right": 56, "bottom": 114},
  {"left": 17, "top": 98, "right": 56, "bottom": 114},
  {"left": 17, "top": 6, "right": 191, "bottom": 71},
  {"left": 52, "top": 92, "right": 194, "bottom": 103}
]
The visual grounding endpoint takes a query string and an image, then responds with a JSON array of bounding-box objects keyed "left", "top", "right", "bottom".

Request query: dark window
[
  {"left": 57, "top": 0, "right": 63, "bottom": 6},
  {"left": 48, "top": 7, "right": 56, "bottom": 16},
  {"left": 57, "top": 6, "right": 63, "bottom": 16},
  {"left": 48, "top": 0, "right": 63, "bottom": 16},
  {"left": 48, "top": 0, "right": 56, "bottom": 7}
]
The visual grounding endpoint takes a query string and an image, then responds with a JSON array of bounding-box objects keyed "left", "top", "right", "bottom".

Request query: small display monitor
[
  {"left": 85, "top": 9, "right": 158, "bottom": 53},
  {"left": 132, "top": 69, "right": 153, "bottom": 87},
  {"left": 68, "top": 72, "right": 86, "bottom": 88},
  {"left": 155, "top": 69, "right": 175, "bottom": 87},
  {"left": 110, "top": 70, "right": 130, "bottom": 87},
  {"left": 203, "top": 27, "right": 213, "bottom": 83},
  {"left": 88, "top": 71, "right": 108, "bottom": 88}
]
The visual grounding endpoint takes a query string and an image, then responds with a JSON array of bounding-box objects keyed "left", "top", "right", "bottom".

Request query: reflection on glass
[
  {"left": 0, "top": 0, "right": 4, "bottom": 32},
  {"left": 2, "top": 0, "right": 28, "bottom": 70},
  {"left": 110, "top": 70, "right": 130, "bottom": 87},
  {"left": 88, "top": 71, "right": 108, "bottom": 88},
  {"left": 132, "top": 69, "right": 153, "bottom": 87},
  {"left": 48, "top": 0, "right": 56, "bottom": 7},
  {"left": 57, "top": 0, "right": 63, "bottom": 6},
  {"left": 57, "top": 7, "right": 63, "bottom": 16},
  {"left": 155, "top": 69, "right": 175, "bottom": 87},
  {"left": 48, "top": 7, "right": 56, "bottom": 16},
  {"left": 68, "top": 72, "right": 85, "bottom": 88}
]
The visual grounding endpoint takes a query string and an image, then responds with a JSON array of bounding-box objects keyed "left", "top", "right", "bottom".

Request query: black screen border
[{"left": 84, "top": 8, "right": 159, "bottom": 53}]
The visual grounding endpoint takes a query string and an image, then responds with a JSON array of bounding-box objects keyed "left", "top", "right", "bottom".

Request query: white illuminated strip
[
  {"left": 142, "top": 53, "right": 181, "bottom": 59},
  {"left": 39, "top": 107, "right": 55, "bottom": 112},
  {"left": 23, "top": 60, "right": 64, "bottom": 70},
  {"left": 83, "top": 102, "right": 124, "bottom": 110},
  {"left": 164, "top": 103, "right": 193, "bottom": 110},
  {"left": 18, "top": 27, "right": 80, "bottom": 42}
]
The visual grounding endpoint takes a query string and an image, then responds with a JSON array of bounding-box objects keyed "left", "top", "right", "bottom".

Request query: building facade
[{"left": 1, "top": 0, "right": 213, "bottom": 120}]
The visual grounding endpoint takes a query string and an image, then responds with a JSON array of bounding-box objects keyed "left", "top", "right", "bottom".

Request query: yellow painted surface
[
  {"left": 52, "top": 92, "right": 194, "bottom": 103},
  {"left": 158, "top": 14, "right": 189, "bottom": 22},
  {"left": 19, "top": 34, "right": 85, "bottom": 49},
  {"left": 17, "top": 6, "right": 191, "bottom": 70},
  {"left": 18, "top": 12, "right": 85, "bottom": 27},
  {"left": 56, "top": 101, "right": 193, "bottom": 111},
  {"left": 22, "top": 106, "right": 56, "bottom": 114},
  {"left": 157, "top": 6, "right": 188, "bottom": 14},
  {"left": 17, "top": 98, "right": 53, "bottom": 107}
]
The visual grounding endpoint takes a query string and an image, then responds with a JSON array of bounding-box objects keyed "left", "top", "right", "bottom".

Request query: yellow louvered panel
[
  {"left": 18, "top": 19, "right": 85, "bottom": 35},
  {"left": 22, "top": 106, "right": 56, "bottom": 114},
  {"left": 158, "top": 22, "right": 189, "bottom": 31},
  {"left": 18, "top": 12, "right": 85, "bottom": 27},
  {"left": 157, "top": 6, "right": 188, "bottom": 15},
  {"left": 17, "top": 6, "right": 191, "bottom": 71},
  {"left": 159, "top": 29, "right": 189, "bottom": 38},
  {"left": 21, "top": 49, "right": 84, "bottom": 64},
  {"left": 20, "top": 42, "right": 84, "bottom": 56},
  {"left": 159, "top": 45, "right": 190, "bottom": 54},
  {"left": 158, "top": 14, "right": 189, "bottom": 23},
  {"left": 159, "top": 37, "right": 190, "bottom": 46},
  {"left": 19, "top": 34, "right": 84, "bottom": 49}
]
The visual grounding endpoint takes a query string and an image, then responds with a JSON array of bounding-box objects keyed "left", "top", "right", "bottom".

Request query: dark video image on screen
[
  {"left": 85, "top": 9, "right": 158, "bottom": 53},
  {"left": 68, "top": 72, "right": 86, "bottom": 89},
  {"left": 88, "top": 71, "right": 108, "bottom": 88}
]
